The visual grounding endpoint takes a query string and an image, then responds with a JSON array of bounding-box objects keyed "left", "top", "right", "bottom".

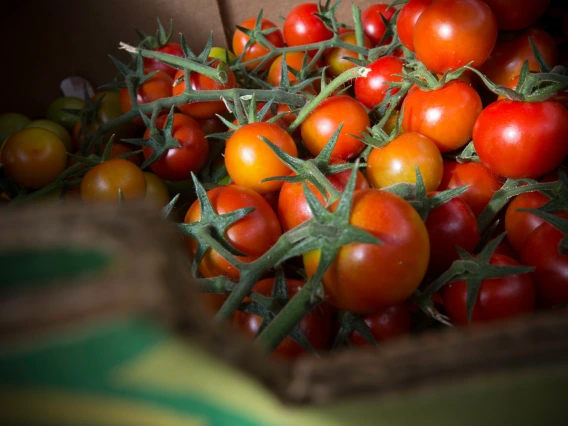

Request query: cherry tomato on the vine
[
  {"left": 348, "top": 304, "right": 412, "bottom": 347},
  {"left": 301, "top": 95, "right": 370, "bottom": 160},
  {"left": 324, "top": 31, "right": 372, "bottom": 78},
  {"left": 173, "top": 59, "right": 237, "bottom": 120},
  {"left": 142, "top": 113, "right": 209, "bottom": 181},
  {"left": 143, "top": 42, "right": 185, "bottom": 79},
  {"left": 225, "top": 121, "right": 298, "bottom": 194},
  {"left": 396, "top": 0, "right": 434, "bottom": 52},
  {"left": 354, "top": 55, "right": 405, "bottom": 109},
  {"left": 303, "top": 189, "right": 430, "bottom": 313},
  {"left": 413, "top": 0, "right": 498, "bottom": 74},
  {"left": 472, "top": 99, "right": 568, "bottom": 179},
  {"left": 232, "top": 17, "right": 284, "bottom": 71},
  {"left": 361, "top": 3, "right": 397, "bottom": 46},
  {"left": 184, "top": 184, "right": 283, "bottom": 280},
  {"left": 442, "top": 254, "right": 535, "bottom": 325},
  {"left": 283, "top": 3, "right": 333, "bottom": 55}
]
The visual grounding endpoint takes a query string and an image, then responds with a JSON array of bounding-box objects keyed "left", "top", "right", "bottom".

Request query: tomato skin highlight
[
  {"left": 402, "top": 80, "right": 483, "bottom": 153},
  {"left": 303, "top": 189, "right": 430, "bottom": 313},
  {"left": 301, "top": 95, "right": 370, "bottom": 160},
  {"left": 233, "top": 278, "right": 332, "bottom": 359},
  {"left": 225, "top": 122, "right": 298, "bottom": 195},
  {"left": 442, "top": 254, "right": 536, "bottom": 325},
  {"left": 472, "top": 100, "right": 568, "bottom": 179},
  {"left": 184, "top": 185, "right": 283, "bottom": 281},
  {"left": 413, "top": 0, "right": 498, "bottom": 74},
  {"left": 1, "top": 128, "right": 67, "bottom": 190},
  {"left": 143, "top": 113, "right": 209, "bottom": 181}
]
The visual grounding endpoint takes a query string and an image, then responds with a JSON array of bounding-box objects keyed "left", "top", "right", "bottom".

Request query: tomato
[
  {"left": 354, "top": 56, "right": 405, "bottom": 109},
  {"left": 278, "top": 157, "right": 370, "bottom": 232},
  {"left": 232, "top": 17, "right": 284, "bottom": 71},
  {"left": 183, "top": 184, "right": 282, "bottom": 280},
  {"left": 142, "top": 172, "right": 170, "bottom": 209},
  {"left": 366, "top": 132, "right": 443, "bottom": 192},
  {"left": 361, "top": 3, "right": 397, "bottom": 46},
  {"left": 348, "top": 305, "right": 412, "bottom": 346},
  {"left": 396, "top": 0, "right": 434, "bottom": 52},
  {"left": 442, "top": 254, "right": 535, "bottom": 325},
  {"left": 505, "top": 191, "right": 552, "bottom": 254},
  {"left": 143, "top": 41, "right": 185, "bottom": 78},
  {"left": 473, "top": 100, "right": 568, "bottom": 179},
  {"left": 445, "top": 161, "right": 504, "bottom": 217},
  {"left": 198, "top": 116, "right": 228, "bottom": 136},
  {"left": 483, "top": 0, "right": 550, "bottom": 31},
  {"left": 233, "top": 277, "right": 331, "bottom": 359},
  {"left": 520, "top": 215, "right": 568, "bottom": 309},
  {"left": 72, "top": 91, "right": 139, "bottom": 151},
  {"left": 301, "top": 95, "right": 370, "bottom": 160},
  {"left": 208, "top": 47, "right": 237, "bottom": 64},
  {"left": 225, "top": 122, "right": 297, "bottom": 194},
  {"left": 266, "top": 52, "right": 314, "bottom": 87},
  {"left": 0, "top": 113, "right": 31, "bottom": 145},
  {"left": 283, "top": 3, "right": 333, "bottom": 55},
  {"left": 46, "top": 96, "right": 85, "bottom": 132},
  {"left": 413, "top": 0, "right": 498, "bottom": 74},
  {"left": 324, "top": 32, "right": 372, "bottom": 78},
  {"left": 142, "top": 113, "right": 208, "bottom": 181},
  {"left": 425, "top": 193, "right": 479, "bottom": 275},
  {"left": 119, "top": 70, "right": 173, "bottom": 126},
  {"left": 80, "top": 158, "right": 147, "bottom": 203},
  {"left": 303, "top": 189, "right": 430, "bottom": 313},
  {"left": 1, "top": 128, "right": 67, "bottom": 189},
  {"left": 173, "top": 60, "right": 237, "bottom": 120},
  {"left": 25, "top": 119, "right": 72, "bottom": 152},
  {"left": 480, "top": 27, "right": 558, "bottom": 87},
  {"left": 402, "top": 80, "right": 483, "bottom": 153}
]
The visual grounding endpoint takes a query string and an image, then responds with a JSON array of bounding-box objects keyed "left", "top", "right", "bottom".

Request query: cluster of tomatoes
[{"left": 1, "top": 0, "right": 568, "bottom": 359}]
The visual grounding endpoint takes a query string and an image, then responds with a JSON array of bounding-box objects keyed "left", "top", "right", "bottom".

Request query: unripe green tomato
[
  {"left": 0, "top": 113, "right": 31, "bottom": 148},
  {"left": 46, "top": 96, "right": 86, "bottom": 132},
  {"left": 209, "top": 47, "right": 237, "bottom": 64}
]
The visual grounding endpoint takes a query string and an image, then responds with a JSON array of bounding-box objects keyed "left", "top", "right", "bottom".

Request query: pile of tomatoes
[{"left": 1, "top": 0, "right": 568, "bottom": 360}]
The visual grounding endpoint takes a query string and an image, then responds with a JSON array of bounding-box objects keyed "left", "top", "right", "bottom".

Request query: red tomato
[
  {"left": 232, "top": 17, "right": 284, "bottom": 71},
  {"left": 277, "top": 157, "right": 370, "bottom": 232},
  {"left": 505, "top": 191, "right": 552, "bottom": 254},
  {"left": 413, "top": 0, "right": 498, "bottom": 73},
  {"left": 324, "top": 32, "right": 372, "bottom": 78},
  {"left": 473, "top": 100, "right": 568, "bottom": 179},
  {"left": 1, "top": 128, "right": 67, "bottom": 190},
  {"left": 225, "top": 122, "right": 298, "bottom": 194},
  {"left": 480, "top": 27, "right": 558, "bottom": 87},
  {"left": 119, "top": 70, "right": 173, "bottom": 126},
  {"left": 366, "top": 132, "right": 443, "bottom": 192},
  {"left": 303, "top": 189, "right": 430, "bottom": 313},
  {"left": 173, "top": 60, "right": 237, "bottom": 120},
  {"left": 354, "top": 56, "right": 405, "bottom": 109},
  {"left": 143, "top": 42, "right": 185, "bottom": 78},
  {"left": 445, "top": 161, "right": 504, "bottom": 217},
  {"left": 520, "top": 215, "right": 568, "bottom": 309},
  {"left": 348, "top": 305, "right": 412, "bottom": 346},
  {"left": 183, "top": 185, "right": 283, "bottom": 280},
  {"left": 425, "top": 193, "right": 479, "bottom": 275},
  {"left": 301, "top": 95, "right": 370, "bottom": 160},
  {"left": 396, "top": 0, "right": 434, "bottom": 52},
  {"left": 233, "top": 278, "right": 332, "bottom": 359},
  {"left": 142, "top": 113, "right": 208, "bottom": 181},
  {"left": 80, "top": 158, "right": 147, "bottom": 203},
  {"left": 442, "top": 254, "right": 535, "bottom": 324},
  {"left": 283, "top": 3, "right": 333, "bottom": 55},
  {"left": 483, "top": 0, "right": 550, "bottom": 31},
  {"left": 361, "top": 3, "right": 397, "bottom": 46},
  {"left": 402, "top": 80, "right": 483, "bottom": 153}
]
